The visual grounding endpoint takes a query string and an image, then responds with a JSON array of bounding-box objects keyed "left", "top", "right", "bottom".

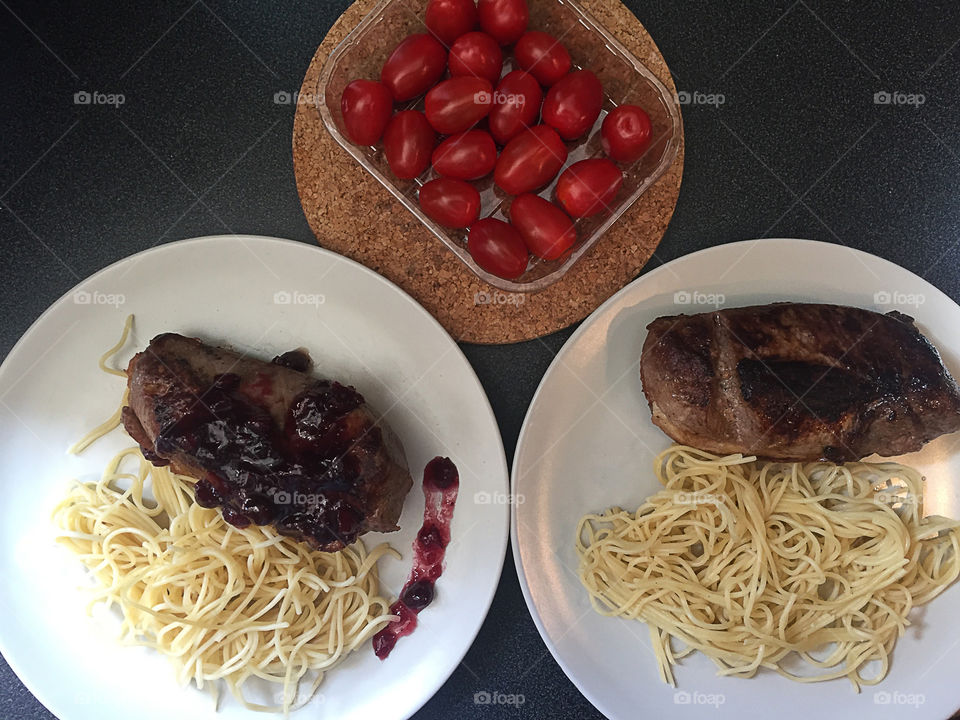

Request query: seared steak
[
  {"left": 122, "top": 333, "right": 413, "bottom": 550},
  {"left": 639, "top": 303, "right": 960, "bottom": 462}
]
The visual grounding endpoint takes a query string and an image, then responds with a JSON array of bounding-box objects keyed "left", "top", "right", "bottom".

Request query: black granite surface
[{"left": 2, "top": 1, "right": 959, "bottom": 718}]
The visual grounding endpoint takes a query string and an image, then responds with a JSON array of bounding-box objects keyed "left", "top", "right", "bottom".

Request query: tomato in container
[
  {"left": 467, "top": 218, "right": 529, "bottom": 279},
  {"left": 601, "top": 104, "right": 653, "bottom": 163},
  {"left": 383, "top": 110, "right": 436, "bottom": 179},
  {"left": 542, "top": 70, "right": 603, "bottom": 140},
  {"left": 494, "top": 125, "right": 567, "bottom": 195},
  {"left": 509, "top": 193, "right": 576, "bottom": 260},
  {"left": 448, "top": 32, "right": 504, "bottom": 86},
  {"left": 424, "top": 0, "right": 478, "bottom": 46},
  {"left": 381, "top": 33, "right": 448, "bottom": 101},
  {"left": 488, "top": 70, "right": 542, "bottom": 145},
  {"left": 477, "top": 0, "right": 529, "bottom": 45},
  {"left": 514, "top": 31, "right": 571, "bottom": 86},
  {"left": 555, "top": 158, "right": 624, "bottom": 217},
  {"left": 432, "top": 130, "right": 498, "bottom": 180},
  {"left": 425, "top": 76, "right": 494, "bottom": 134},
  {"left": 340, "top": 80, "right": 393, "bottom": 145},
  {"left": 419, "top": 178, "right": 481, "bottom": 228}
]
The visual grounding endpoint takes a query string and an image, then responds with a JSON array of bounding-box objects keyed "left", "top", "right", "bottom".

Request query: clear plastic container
[{"left": 317, "top": 0, "right": 681, "bottom": 293}]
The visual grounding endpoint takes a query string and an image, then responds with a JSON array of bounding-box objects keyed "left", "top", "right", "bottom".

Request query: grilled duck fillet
[
  {"left": 639, "top": 303, "right": 960, "bottom": 462},
  {"left": 122, "top": 333, "right": 413, "bottom": 550}
]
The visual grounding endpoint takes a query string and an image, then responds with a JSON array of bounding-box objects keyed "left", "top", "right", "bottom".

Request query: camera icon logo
[
  {"left": 274, "top": 91, "right": 293, "bottom": 105},
  {"left": 674, "top": 290, "right": 691, "bottom": 305},
  {"left": 274, "top": 290, "right": 292, "bottom": 305},
  {"left": 74, "top": 90, "right": 92, "bottom": 105}
]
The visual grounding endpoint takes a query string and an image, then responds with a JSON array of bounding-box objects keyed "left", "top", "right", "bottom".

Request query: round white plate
[
  {"left": 0, "top": 235, "right": 509, "bottom": 720},
  {"left": 512, "top": 238, "right": 960, "bottom": 720}
]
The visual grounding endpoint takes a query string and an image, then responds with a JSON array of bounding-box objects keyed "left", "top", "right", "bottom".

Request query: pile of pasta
[{"left": 576, "top": 445, "right": 960, "bottom": 689}]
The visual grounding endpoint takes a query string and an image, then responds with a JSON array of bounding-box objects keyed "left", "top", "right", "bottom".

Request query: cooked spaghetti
[
  {"left": 575, "top": 445, "right": 960, "bottom": 689},
  {"left": 53, "top": 316, "right": 398, "bottom": 713}
]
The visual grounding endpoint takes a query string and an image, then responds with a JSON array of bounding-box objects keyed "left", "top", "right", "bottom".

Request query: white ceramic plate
[
  {"left": 0, "top": 235, "right": 509, "bottom": 720},
  {"left": 512, "top": 238, "right": 960, "bottom": 720}
]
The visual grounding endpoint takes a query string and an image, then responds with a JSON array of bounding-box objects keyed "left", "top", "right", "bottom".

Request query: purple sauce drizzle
[{"left": 373, "top": 456, "right": 459, "bottom": 659}]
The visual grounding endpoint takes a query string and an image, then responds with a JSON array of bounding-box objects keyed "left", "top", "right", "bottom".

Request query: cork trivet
[{"left": 293, "top": 0, "right": 685, "bottom": 344}]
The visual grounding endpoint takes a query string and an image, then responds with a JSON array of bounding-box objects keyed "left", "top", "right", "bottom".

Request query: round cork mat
[{"left": 293, "top": 0, "right": 684, "bottom": 344}]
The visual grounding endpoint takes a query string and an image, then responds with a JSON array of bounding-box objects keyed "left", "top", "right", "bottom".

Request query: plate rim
[
  {"left": 0, "top": 234, "right": 510, "bottom": 720},
  {"left": 509, "top": 237, "right": 960, "bottom": 719}
]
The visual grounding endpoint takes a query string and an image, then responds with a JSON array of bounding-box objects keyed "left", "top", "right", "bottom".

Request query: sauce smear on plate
[{"left": 373, "top": 456, "right": 459, "bottom": 659}]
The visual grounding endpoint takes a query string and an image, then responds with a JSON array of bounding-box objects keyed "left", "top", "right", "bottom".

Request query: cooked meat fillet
[
  {"left": 122, "top": 333, "right": 413, "bottom": 550},
  {"left": 639, "top": 303, "right": 960, "bottom": 462}
]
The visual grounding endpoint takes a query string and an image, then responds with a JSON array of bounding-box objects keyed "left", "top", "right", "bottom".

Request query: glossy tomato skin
[
  {"left": 555, "top": 158, "right": 623, "bottom": 217},
  {"left": 448, "top": 32, "right": 503, "bottom": 86},
  {"left": 340, "top": 80, "right": 394, "bottom": 145},
  {"left": 509, "top": 193, "right": 576, "bottom": 260},
  {"left": 425, "top": 0, "right": 478, "bottom": 46},
  {"left": 381, "top": 34, "right": 448, "bottom": 102},
  {"left": 425, "top": 77, "right": 494, "bottom": 135},
  {"left": 494, "top": 125, "right": 567, "bottom": 195},
  {"left": 601, "top": 104, "right": 653, "bottom": 163},
  {"left": 383, "top": 110, "right": 435, "bottom": 179},
  {"left": 488, "top": 70, "right": 542, "bottom": 145},
  {"left": 467, "top": 218, "right": 529, "bottom": 279},
  {"left": 419, "top": 178, "right": 481, "bottom": 228},
  {"left": 432, "top": 130, "right": 498, "bottom": 180},
  {"left": 477, "top": 0, "right": 529, "bottom": 45},
  {"left": 514, "top": 31, "right": 571, "bottom": 86},
  {"left": 542, "top": 70, "right": 603, "bottom": 140}
]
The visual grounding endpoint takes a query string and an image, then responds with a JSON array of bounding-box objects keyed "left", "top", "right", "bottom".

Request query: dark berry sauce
[
  {"left": 373, "top": 456, "right": 459, "bottom": 660},
  {"left": 153, "top": 360, "right": 371, "bottom": 549}
]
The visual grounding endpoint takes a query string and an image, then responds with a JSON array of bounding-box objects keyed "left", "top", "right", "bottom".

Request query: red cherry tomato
[
  {"left": 448, "top": 32, "right": 503, "bottom": 86},
  {"left": 382, "top": 110, "right": 435, "bottom": 179},
  {"left": 542, "top": 70, "right": 603, "bottom": 140},
  {"left": 425, "top": 0, "right": 478, "bottom": 46},
  {"left": 424, "top": 76, "right": 493, "bottom": 134},
  {"left": 477, "top": 0, "right": 529, "bottom": 45},
  {"left": 555, "top": 158, "right": 623, "bottom": 217},
  {"left": 601, "top": 104, "right": 653, "bottom": 163},
  {"left": 467, "top": 218, "right": 529, "bottom": 279},
  {"left": 419, "top": 178, "right": 481, "bottom": 228},
  {"left": 509, "top": 194, "right": 576, "bottom": 260},
  {"left": 514, "top": 31, "right": 571, "bottom": 86},
  {"left": 381, "top": 34, "right": 447, "bottom": 102},
  {"left": 340, "top": 80, "right": 393, "bottom": 145},
  {"left": 494, "top": 125, "right": 567, "bottom": 195},
  {"left": 488, "top": 70, "right": 542, "bottom": 145},
  {"left": 432, "top": 130, "right": 497, "bottom": 180}
]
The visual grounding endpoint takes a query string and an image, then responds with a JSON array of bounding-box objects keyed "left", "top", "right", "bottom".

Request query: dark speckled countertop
[{"left": 2, "top": 1, "right": 959, "bottom": 718}]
